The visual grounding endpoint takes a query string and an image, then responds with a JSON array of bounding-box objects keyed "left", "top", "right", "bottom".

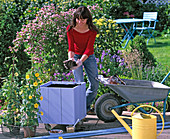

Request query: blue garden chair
[{"left": 135, "top": 12, "right": 158, "bottom": 44}]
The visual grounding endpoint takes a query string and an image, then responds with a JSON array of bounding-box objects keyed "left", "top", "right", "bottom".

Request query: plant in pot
[
  {"left": 20, "top": 64, "right": 43, "bottom": 138},
  {"left": 1, "top": 51, "right": 22, "bottom": 135}
]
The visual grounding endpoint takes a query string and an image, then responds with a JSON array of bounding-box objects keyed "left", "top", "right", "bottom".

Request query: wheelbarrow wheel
[{"left": 95, "top": 93, "right": 122, "bottom": 122}]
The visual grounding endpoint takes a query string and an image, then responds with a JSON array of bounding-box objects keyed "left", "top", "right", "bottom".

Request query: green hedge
[
  {"left": 0, "top": 12, "right": 17, "bottom": 78},
  {"left": 0, "top": 10, "right": 31, "bottom": 88}
]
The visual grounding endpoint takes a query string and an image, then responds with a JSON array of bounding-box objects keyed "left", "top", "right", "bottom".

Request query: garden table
[{"left": 114, "top": 19, "right": 145, "bottom": 48}]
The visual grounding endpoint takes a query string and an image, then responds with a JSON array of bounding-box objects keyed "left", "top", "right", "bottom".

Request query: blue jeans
[{"left": 73, "top": 54, "right": 99, "bottom": 111}]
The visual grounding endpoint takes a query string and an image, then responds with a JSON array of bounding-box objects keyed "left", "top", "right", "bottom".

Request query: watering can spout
[{"left": 111, "top": 109, "right": 132, "bottom": 136}]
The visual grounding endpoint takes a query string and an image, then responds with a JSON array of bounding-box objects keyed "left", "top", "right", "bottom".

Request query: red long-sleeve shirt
[{"left": 66, "top": 25, "right": 97, "bottom": 57}]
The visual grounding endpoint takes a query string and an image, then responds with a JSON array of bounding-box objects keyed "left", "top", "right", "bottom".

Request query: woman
[{"left": 66, "top": 6, "right": 99, "bottom": 113}]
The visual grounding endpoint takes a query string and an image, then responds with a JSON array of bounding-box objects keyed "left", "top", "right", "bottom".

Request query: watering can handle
[{"left": 131, "top": 105, "right": 164, "bottom": 136}]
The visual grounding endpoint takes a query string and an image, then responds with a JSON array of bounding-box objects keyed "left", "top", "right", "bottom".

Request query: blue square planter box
[{"left": 39, "top": 81, "right": 86, "bottom": 125}]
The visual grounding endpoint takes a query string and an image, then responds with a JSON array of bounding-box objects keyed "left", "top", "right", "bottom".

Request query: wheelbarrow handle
[{"left": 161, "top": 71, "right": 170, "bottom": 84}]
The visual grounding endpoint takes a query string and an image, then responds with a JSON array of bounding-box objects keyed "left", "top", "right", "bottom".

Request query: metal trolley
[{"left": 95, "top": 72, "right": 170, "bottom": 122}]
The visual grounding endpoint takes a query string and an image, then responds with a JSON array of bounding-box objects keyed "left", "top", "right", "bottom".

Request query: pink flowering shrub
[{"left": 13, "top": 4, "right": 74, "bottom": 74}]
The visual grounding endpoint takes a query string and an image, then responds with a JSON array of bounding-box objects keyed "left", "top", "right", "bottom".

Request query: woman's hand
[
  {"left": 63, "top": 59, "right": 77, "bottom": 70},
  {"left": 71, "top": 59, "right": 82, "bottom": 70}
]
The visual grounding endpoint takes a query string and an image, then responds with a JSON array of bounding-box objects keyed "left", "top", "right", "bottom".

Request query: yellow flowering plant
[
  {"left": 20, "top": 65, "right": 43, "bottom": 127},
  {"left": 93, "top": 16, "right": 122, "bottom": 56},
  {"left": 0, "top": 49, "right": 44, "bottom": 134}
]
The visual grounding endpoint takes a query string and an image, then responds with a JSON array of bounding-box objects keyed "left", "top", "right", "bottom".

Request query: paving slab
[{"left": 1, "top": 111, "right": 170, "bottom": 139}]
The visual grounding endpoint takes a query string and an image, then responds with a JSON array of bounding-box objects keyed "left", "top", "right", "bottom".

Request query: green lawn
[{"left": 147, "top": 36, "right": 170, "bottom": 70}]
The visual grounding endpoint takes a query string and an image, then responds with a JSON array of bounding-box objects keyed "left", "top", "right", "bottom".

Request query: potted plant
[
  {"left": 20, "top": 64, "right": 43, "bottom": 138},
  {"left": 1, "top": 52, "right": 22, "bottom": 135}
]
